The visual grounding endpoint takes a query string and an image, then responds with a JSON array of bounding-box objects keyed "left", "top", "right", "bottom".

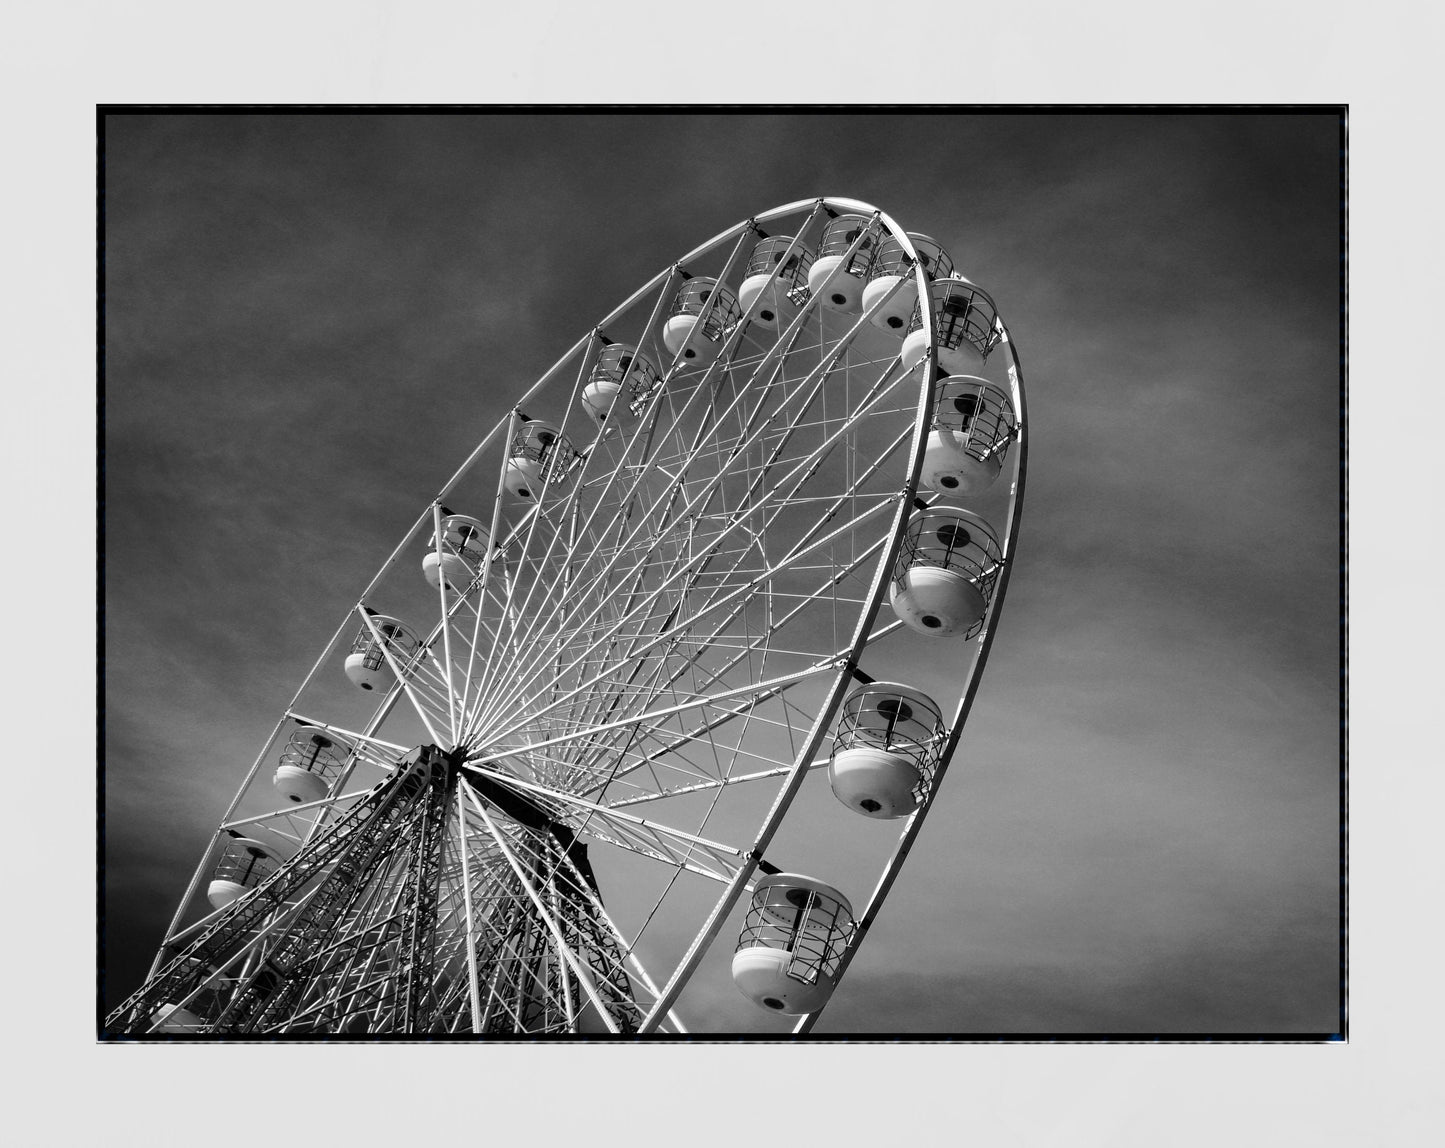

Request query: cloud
[{"left": 820, "top": 926, "right": 1338, "bottom": 1034}]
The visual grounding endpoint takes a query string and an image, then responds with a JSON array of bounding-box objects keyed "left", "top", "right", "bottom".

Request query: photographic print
[{"left": 100, "top": 112, "right": 1343, "bottom": 1038}]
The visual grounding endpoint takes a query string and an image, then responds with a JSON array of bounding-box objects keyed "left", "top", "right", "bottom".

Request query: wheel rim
[{"left": 108, "top": 198, "right": 1026, "bottom": 1035}]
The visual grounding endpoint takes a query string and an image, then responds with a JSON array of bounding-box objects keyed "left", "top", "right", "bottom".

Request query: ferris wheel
[{"left": 107, "top": 196, "right": 1028, "bottom": 1036}]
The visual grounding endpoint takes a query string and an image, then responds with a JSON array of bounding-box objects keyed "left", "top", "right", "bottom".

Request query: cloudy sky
[{"left": 102, "top": 112, "right": 1340, "bottom": 1034}]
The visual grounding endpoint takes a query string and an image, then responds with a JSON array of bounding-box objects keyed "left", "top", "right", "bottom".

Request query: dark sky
[{"left": 102, "top": 112, "right": 1341, "bottom": 1033}]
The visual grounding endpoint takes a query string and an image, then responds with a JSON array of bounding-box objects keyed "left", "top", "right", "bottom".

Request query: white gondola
[
  {"left": 149, "top": 956, "right": 219, "bottom": 1032},
  {"left": 422, "top": 512, "right": 492, "bottom": 595},
  {"left": 580, "top": 343, "right": 661, "bottom": 425},
  {"left": 889, "top": 506, "right": 1003, "bottom": 637},
  {"left": 661, "top": 277, "right": 740, "bottom": 365},
  {"left": 273, "top": 726, "right": 350, "bottom": 804},
  {"left": 921, "top": 376, "right": 1018, "bottom": 498},
  {"left": 900, "top": 275, "right": 1003, "bottom": 374},
  {"left": 828, "top": 682, "right": 946, "bottom": 819},
  {"left": 503, "top": 420, "right": 574, "bottom": 501},
  {"left": 343, "top": 612, "right": 420, "bottom": 691},
  {"left": 806, "top": 214, "right": 878, "bottom": 313},
  {"left": 732, "top": 874, "right": 855, "bottom": 1015},
  {"left": 862, "top": 232, "right": 954, "bottom": 334},
  {"left": 150, "top": 1002, "right": 207, "bottom": 1033},
  {"left": 206, "top": 836, "right": 281, "bottom": 909},
  {"left": 736, "top": 235, "right": 814, "bottom": 331}
]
